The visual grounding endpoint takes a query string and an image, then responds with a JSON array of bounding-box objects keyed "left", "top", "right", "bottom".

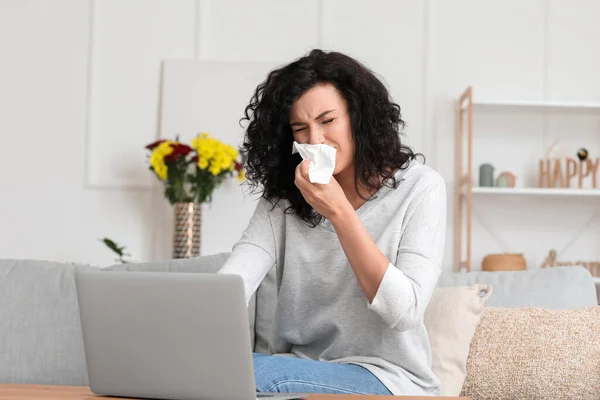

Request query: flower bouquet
[{"left": 145, "top": 133, "right": 245, "bottom": 258}]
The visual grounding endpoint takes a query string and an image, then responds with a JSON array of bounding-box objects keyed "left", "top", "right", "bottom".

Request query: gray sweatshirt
[{"left": 218, "top": 161, "right": 446, "bottom": 396}]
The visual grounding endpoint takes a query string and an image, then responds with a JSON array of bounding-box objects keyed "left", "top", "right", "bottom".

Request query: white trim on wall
[
  {"left": 83, "top": 0, "right": 198, "bottom": 191},
  {"left": 421, "top": 0, "right": 433, "bottom": 169},
  {"left": 83, "top": 0, "right": 156, "bottom": 191}
]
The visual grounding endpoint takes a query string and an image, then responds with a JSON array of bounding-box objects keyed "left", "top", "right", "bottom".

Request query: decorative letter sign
[{"left": 538, "top": 158, "right": 599, "bottom": 189}]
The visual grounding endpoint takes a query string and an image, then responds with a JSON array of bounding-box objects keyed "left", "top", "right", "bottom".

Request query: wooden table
[{"left": 0, "top": 384, "right": 470, "bottom": 399}]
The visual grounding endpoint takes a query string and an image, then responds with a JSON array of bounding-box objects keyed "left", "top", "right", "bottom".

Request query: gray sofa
[{"left": 0, "top": 255, "right": 597, "bottom": 388}]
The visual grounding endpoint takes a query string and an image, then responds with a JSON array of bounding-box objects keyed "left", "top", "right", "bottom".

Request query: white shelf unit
[
  {"left": 456, "top": 86, "right": 600, "bottom": 274},
  {"left": 472, "top": 99, "right": 600, "bottom": 110},
  {"left": 472, "top": 187, "right": 600, "bottom": 196}
]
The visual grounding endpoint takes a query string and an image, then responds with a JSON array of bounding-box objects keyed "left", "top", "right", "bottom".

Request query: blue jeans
[{"left": 253, "top": 353, "right": 392, "bottom": 395}]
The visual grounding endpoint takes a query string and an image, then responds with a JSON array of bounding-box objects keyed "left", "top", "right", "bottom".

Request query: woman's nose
[{"left": 308, "top": 128, "right": 326, "bottom": 145}]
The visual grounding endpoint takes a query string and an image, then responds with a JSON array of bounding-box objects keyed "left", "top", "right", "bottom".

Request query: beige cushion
[
  {"left": 461, "top": 306, "right": 600, "bottom": 400},
  {"left": 424, "top": 284, "right": 493, "bottom": 397}
]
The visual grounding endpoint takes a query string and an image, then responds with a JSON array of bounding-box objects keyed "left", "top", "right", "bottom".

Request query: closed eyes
[{"left": 292, "top": 118, "right": 335, "bottom": 133}]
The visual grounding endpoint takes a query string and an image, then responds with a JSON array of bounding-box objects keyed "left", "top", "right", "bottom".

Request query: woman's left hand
[{"left": 295, "top": 160, "right": 351, "bottom": 221}]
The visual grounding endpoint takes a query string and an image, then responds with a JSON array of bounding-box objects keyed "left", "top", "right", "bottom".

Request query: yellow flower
[
  {"left": 237, "top": 169, "right": 246, "bottom": 182},
  {"left": 149, "top": 141, "right": 174, "bottom": 180},
  {"left": 154, "top": 164, "right": 168, "bottom": 180},
  {"left": 191, "top": 136, "right": 200, "bottom": 149},
  {"left": 214, "top": 154, "right": 231, "bottom": 171},
  {"left": 225, "top": 145, "right": 238, "bottom": 159},
  {"left": 203, "top": 143, "right": 217, "bottom": 159},
  {"left": 190, "top": 132, "right": 243, "bottom": 181},
  {"left": 192, "top": 135, "right": 218, "bottom": 160},
  {"left": 216, "top": 145, "right": 237, "bottom": 170},
  {"left": 198, "top": 158, "right": 209, "bottom": 170},
  {"left": 209, "top": 164, "right": 221, "bottom": 176}
]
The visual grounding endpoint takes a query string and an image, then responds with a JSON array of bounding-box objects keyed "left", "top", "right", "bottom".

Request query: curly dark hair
[{"left": 240, "top": 49, "right": 420, "bottom": 227}]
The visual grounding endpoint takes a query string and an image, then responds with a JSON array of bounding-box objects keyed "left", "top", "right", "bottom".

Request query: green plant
[{"left": 100, "top": 237, "right": 132, "bottom": 263}]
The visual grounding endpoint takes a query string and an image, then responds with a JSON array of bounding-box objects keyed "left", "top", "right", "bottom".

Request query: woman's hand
[
  {"left": 294, "top": 160, "right": 351, "bottom": 221},
  {"left": 296, "top": 160, "right": 389, "bottom": 302}
]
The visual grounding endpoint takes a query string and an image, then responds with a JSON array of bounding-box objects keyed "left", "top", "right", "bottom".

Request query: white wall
[{"left": 1, "top": 0, "right": 600, "bottom": 270}]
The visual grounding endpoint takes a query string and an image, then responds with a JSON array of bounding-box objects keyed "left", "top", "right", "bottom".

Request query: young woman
[{"left": 219, "top": 49, "right": 446, "bottom": 396}]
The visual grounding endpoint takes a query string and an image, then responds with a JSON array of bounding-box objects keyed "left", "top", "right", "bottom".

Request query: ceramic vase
[{"left": 172, "top": 202, "right": 202, "bottom": 259}]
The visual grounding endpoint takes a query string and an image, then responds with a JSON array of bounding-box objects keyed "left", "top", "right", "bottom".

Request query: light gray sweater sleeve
[
  {"left": 367, "top": 179, "right": 447, "bottom": 331},
  {"left": 218, "top": 198, "right": 277, "bottom": 305}
]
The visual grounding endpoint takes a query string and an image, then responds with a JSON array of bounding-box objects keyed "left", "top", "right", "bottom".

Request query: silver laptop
[{"left": 75, "top": 270, "right": 304, "bottom": 400}]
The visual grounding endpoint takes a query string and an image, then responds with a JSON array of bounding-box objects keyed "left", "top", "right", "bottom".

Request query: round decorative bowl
[{"left": 482, "top": 253, "right": 527, "bottom": 271}]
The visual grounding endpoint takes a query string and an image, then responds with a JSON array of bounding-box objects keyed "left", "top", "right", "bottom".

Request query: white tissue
[{"left": 292, "top": 141, "right": 337, "bottom": 184}]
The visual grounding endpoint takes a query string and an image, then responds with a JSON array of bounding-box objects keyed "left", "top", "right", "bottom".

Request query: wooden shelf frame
[{"left": 456, "top": 87, "right": 473, "bottom": 272}]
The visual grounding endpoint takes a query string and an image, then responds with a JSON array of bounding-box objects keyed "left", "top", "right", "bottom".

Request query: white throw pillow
[{"left": 424, "top": 284, "right": 493, "bottom": 397}]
